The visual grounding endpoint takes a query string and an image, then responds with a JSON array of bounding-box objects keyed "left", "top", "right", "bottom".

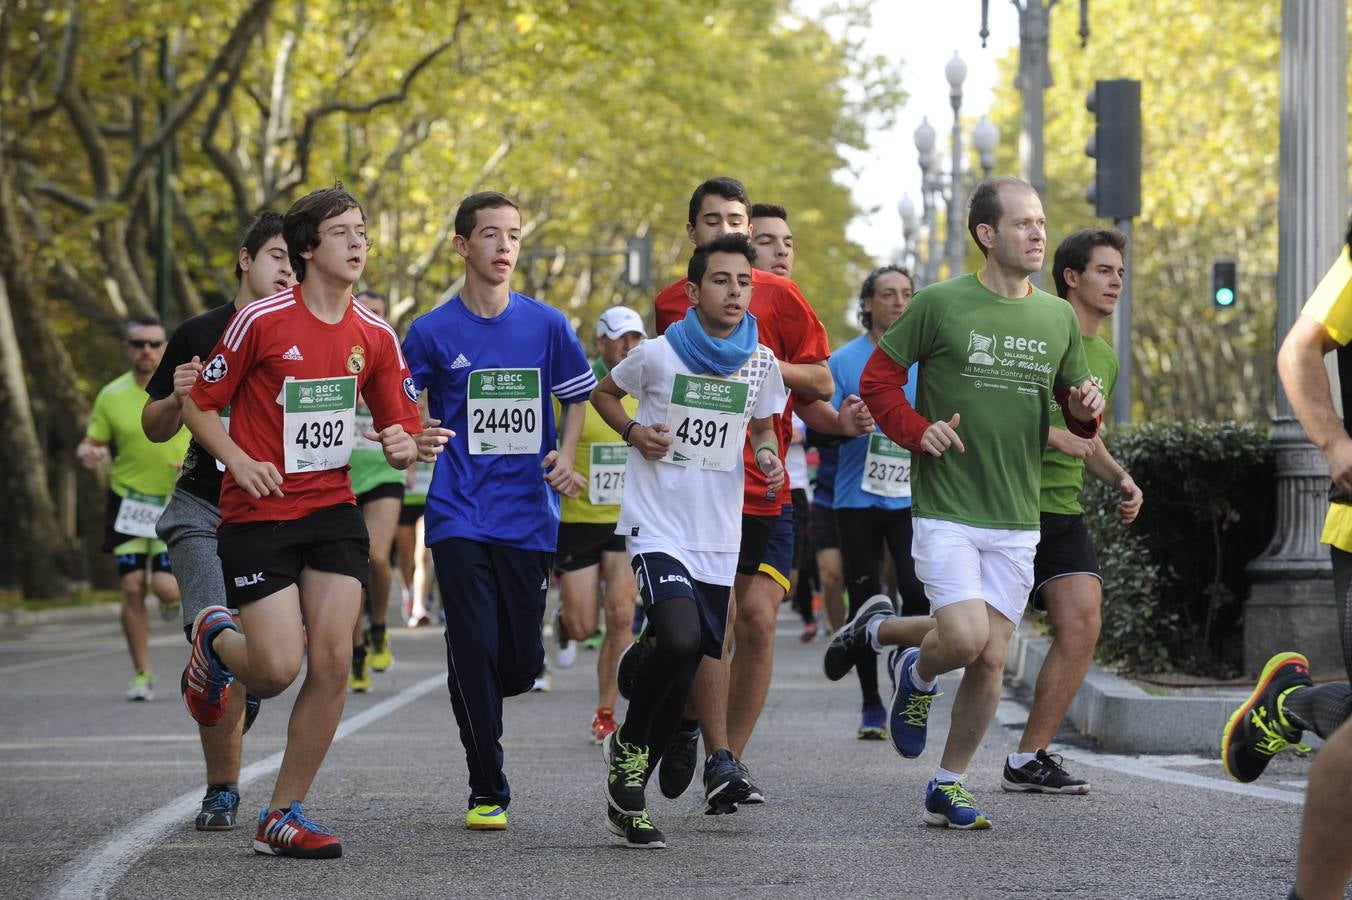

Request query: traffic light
[
  {"left": 1085, "top": 79, "right": 1142, "bottom": 220},
  {"left": 1211, "top": 259, "right": 1237, "bottom": 309},
  {"left": 624, "top": 235, "right": 652, "bottom": 289}
]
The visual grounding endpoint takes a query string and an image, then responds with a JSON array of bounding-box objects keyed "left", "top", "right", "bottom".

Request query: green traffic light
[{"left": 1215, "top": 287, "right": 1235, "bottom": 307}]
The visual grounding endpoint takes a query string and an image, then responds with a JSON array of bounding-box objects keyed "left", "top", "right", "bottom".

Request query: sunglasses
[{"left": 127, "top": 340, "right": 164, "bottom": 349}]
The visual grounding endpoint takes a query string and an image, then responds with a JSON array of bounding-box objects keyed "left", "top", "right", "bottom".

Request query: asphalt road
[{"left": 0, "top": 603, "right": 1320, "bottom": 899}]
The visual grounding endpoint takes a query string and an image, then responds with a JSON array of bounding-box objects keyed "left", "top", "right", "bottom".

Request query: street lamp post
[
  {"left": 910, "top": 65, "right": 999, "bottom": 286},
  {"left": 945, "top": 52, "right": 968, "bottom": 280},
  {"left": 897, "top": 194, "right": 920, "bottom": 275}
]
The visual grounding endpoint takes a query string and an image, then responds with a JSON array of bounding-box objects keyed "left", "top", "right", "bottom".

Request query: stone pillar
[{"left": 1245, "top": 0, "right": 1348, "bottom": 677}]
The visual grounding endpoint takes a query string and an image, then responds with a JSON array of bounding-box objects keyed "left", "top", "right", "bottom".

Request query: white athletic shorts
[{"left": 911, "top": 518, "right": 1040, "bottom": 624}]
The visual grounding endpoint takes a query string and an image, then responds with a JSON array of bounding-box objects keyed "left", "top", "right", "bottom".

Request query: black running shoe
[
  {"left": 195, "top": 783, "right": 240, "bottom": 830},
  {"left": 702, "top": 749, "right": 750, "bottom": 815},
  {"left": 1222, "top": 651, "right": 1313, "bottom": 783},
  {"left": 1001, "top": 749, "right": 1090, "bottom": 794},
  {"left": 658, "top": 723, "right": 700, "bottom": 799},
  {"left": 616, "top": 624, "right": 652, "bottom": 701},
  {"left": 737, "top": 759, "right": 765, "bottom": 805},
  {"left": 605, "top": 804, "right": 666, "bottom": 849},
  {"left": 243, "top": 693, "right": 261, "bottom": 735},
  {"left": 604, "top": 731, "right": 649, "bottom": 815},
  {"left": 823, "top": 594, "right": 893, "bottom": 681}
]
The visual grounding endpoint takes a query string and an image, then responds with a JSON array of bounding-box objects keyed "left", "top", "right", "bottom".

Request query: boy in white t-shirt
[{"left": 590, "top": 233, "right": 787, "bottom": 848}]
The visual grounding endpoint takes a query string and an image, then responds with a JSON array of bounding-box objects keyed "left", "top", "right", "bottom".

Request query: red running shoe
[
  {"left": 591, "top": 707, "right": 618, "bottom": 745},
  {"left": 254, "top": 802, "right": 342, "bottom": 859},
  {"left": 182, "top": 606, "right": 237, "bottom": 726}
]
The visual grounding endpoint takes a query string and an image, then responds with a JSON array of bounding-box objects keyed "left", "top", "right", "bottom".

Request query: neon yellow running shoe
[
  {"left": 367, "top": 629, "right": 393, "bottom": 672},
  {"left": 465, "top": 803, "right": 508, "bottom": 831},
  {"left": 348, "top": 654, "right": 372, "bottom": 693},
  {"left": 1222, "top": 651, "right": 1312, "bottom": 782}
]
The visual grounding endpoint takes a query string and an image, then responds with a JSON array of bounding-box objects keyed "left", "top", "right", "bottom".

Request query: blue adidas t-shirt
[
  {"left": 831, "top": 333, "right": 917, "bottom": 510},
  {"left": 403, "top": 292, "right": 596, "bottom": 550}
]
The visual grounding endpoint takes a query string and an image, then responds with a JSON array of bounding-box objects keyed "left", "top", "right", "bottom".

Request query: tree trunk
[{"left": 0, "top": 270, "right": 69, "bottom": 597}]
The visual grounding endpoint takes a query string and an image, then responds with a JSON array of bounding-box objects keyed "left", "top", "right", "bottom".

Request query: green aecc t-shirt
[{"left": 876, "top": 272, "right": 1091, "bottom": 530}]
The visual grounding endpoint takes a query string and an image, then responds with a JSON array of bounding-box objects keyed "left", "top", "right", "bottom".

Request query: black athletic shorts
[
  {"left": 554, "top": 522, "right": 626, "bottom": 574},
  {"left": 114, "top": 551, "right": 172, "bottom": 577},
  {"left": 736, "top": 505, "right": 794, "bottom": 591},
  {"left": 1029, "top": 512, "right": 1101, "bottom": 611},
  {"left": 810, "top": 500, "right": 840, "bottom": 551},
  {"left": 356, "top": 481, "right": 405, "bottom": 506},
  {"left": 632, "top": 552, "right": 731, "bottom": 659},
  {"left": 398, "top": 501, "right": 425, "bottom": 527},
  {"left": 217, "top": 504, "right": 369, "bottom": 606}
]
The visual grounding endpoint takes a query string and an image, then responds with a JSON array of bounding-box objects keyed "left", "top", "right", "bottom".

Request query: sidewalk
[{"left": 1005, "top": 625, "right": 1276, "bottom": 755}]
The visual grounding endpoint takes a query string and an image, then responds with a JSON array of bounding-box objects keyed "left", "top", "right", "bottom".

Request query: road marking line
[
  {"left": 51, "top": 672, "right": 445, "bottom": 900},
  {"left": 0, "top": 635, "right": 182, "bottom": 676}
]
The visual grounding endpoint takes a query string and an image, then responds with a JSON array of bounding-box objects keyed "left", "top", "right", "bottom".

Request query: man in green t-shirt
[
  {"left": 347, "top": 290, "right": 406, "bottom": 690},
  {"left": 1001, "top": 228, "right": 1143, "bottom": 795},
  {"left": 77, "top": 315, "right": 192, "bottom": 701},
  {"left": 553, "top": 306, "right": 643, "bottom": 743},
  {"left": 856, "top": 176, "right": 1105, "bottom": 830}
]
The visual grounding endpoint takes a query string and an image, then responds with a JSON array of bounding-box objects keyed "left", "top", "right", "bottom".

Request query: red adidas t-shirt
[
  {"left": 189, "top": 286, "right": 422, "bottom": 524},
  {"left": 655, "top": 269, "right": 830, "bottom": 515}
]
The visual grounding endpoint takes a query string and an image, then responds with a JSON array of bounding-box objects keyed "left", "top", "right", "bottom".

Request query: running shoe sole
[{"left": 1221, "top": 651, "right": 1311, "bottom": 782}]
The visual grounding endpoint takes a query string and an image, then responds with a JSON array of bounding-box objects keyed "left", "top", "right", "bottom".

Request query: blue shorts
[
  {"left": 735, "top": 504, "right": 795, "bottom": 592},
  {"left": 632, "top": 552, "right": 731, "bottom": 659}
]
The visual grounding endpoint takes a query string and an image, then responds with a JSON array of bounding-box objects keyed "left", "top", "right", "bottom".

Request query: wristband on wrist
[
  {"left": 755, "top": 441, "right": 778, "bottom": 457},
  {"left": 621, "top": 420, "right": 639, "bottom": 445}
]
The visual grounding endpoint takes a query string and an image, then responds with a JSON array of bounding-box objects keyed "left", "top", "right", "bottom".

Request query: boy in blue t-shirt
[{"left": 402, "top": 191, "right": 595, "bottom": 831}]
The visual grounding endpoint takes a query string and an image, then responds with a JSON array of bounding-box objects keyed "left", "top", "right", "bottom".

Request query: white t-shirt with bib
[{"left": 610, "top": 336, "right": 787, "bottom": 586}]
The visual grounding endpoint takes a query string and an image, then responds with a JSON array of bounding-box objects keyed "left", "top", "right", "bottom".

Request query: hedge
[{"left": 1082, "top": 420, "right": 1275, "bottom": 676}]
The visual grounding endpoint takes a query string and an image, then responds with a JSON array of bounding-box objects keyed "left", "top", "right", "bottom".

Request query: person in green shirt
[
  {"left": 856, "top": 176, "right": 1105, "bottom": 830},
  {"left": 347, "top": 290, "right": 407, "bottom": 690},
  {"left": 1001, "top": 228, "right": 1143, "bottom": 796},
  {"left": 77, "top": 315, "right": 191, "bottom": 700}
]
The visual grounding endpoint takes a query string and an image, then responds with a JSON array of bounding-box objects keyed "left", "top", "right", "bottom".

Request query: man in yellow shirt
[
  {"left": 1225, "top": 215, "right": 1352, "bottom": 900},
  {"left": 554, "top": 306, "right": 644, "bottom": 743}
]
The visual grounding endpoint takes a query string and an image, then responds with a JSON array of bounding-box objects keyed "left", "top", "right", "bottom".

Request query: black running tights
[{"left": 621, "top": 595, "right": 703, "bottom": 752}]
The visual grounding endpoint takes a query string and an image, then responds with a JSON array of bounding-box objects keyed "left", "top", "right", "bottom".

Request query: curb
[
  {"left": 0, "top": 602, "right": 124, "bottom": 632},
  {"left": 1005, "top": 626, "right": 1248, "bottom": 755}
]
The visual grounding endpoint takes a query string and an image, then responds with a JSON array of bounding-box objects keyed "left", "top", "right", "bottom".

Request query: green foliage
[
  {"left": 1085, "top": 420, "right": 1275, "bottom": 674},
  {"left": 986, "top": 0, "right": 1352, "bottom": 422}
]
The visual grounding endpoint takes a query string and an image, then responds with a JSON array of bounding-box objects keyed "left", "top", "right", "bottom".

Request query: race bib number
[
  {"left": 114, "top": 490, "right": 167, "bottom": 539},
  {"left": 352, "top": 409, "right": 382, "bottom": 452},
  {"left": 588, "top": 443, "right": 627, "bottom": 506},
  {"left": 281, "top": 376, "right": 357, "bottom": 474},
  {"left": 861, "top": 433, "right": 911, "bottom": 499},
  {"left": 468, "top": 368, "right": 542, "bottom": 455},
  {"left": 664, "top": 373, "right": 749, "bottom": 472}
]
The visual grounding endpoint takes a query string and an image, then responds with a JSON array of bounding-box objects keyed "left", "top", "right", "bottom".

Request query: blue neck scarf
[{"left": 665, "top": 307, "right": 759, "bottom": 377}]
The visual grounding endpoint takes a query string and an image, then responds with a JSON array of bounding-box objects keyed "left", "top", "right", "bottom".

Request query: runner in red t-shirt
[
  {"left": 646, "top": 177, "right": 872, "bottom": 810},
  {"left": 178, "top": 187, "right": 446, "bottom": 859}
]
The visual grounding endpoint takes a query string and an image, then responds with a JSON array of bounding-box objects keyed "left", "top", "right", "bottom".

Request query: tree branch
[
  {"left": 279, "top": 9, "right": 467, "bottom": 199},
  {"left": 116, "top": 0, "right": 276, "bottom": 204}
]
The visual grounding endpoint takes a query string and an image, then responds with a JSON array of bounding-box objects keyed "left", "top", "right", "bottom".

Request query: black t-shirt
[{"left": 147, "top": 302, "right": 236, "bottom": 506}]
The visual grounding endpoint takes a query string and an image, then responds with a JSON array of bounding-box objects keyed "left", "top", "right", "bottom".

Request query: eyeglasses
[
  {"left": 323, "top": 226, "right": 373, "bottom": 249},
  {"left": 127, "top": 340, "right": 164, "bottom": 349}
]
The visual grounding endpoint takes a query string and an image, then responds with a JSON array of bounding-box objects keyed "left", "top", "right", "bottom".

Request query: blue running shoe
[
  {"left": 182, "top": 606, "right": 238, "bottom": 727},
  {"left": 923, "top": 779, "right": 992, "bottom": 830},
  {"left": 858, "top": 703, "right": 886, "bottom": 740},
  {"left": 887, "top": 647, "right": 939, "bottom": 758}
]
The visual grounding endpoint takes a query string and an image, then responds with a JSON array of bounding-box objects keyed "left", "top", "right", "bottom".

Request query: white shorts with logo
[{"left": 911, "top": 517, "right": 1040, "bottom": 624}]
